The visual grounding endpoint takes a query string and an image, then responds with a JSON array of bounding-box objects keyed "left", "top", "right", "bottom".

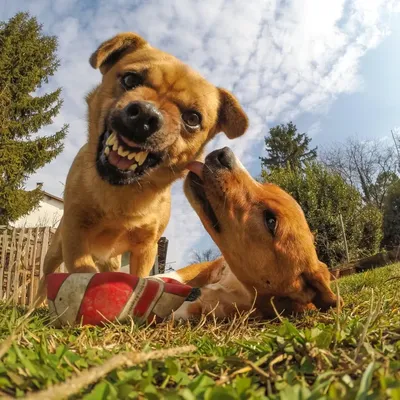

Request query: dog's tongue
[
  {"left": 108, "top": 150, "right": 135, "bottom": 170},
  {"left": 186, "top": 161, "right": 204, "bottom": 180}
]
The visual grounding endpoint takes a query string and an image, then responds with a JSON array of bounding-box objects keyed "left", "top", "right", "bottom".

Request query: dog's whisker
[
  {"left": 223, "top": 193, "right": 228, "bottom": 213},
  {"left": 166, "top": 154, "right": 180, "bottom": 177},
  {"left": 204, "top": 164, "right": 214, "bottom": 175}
]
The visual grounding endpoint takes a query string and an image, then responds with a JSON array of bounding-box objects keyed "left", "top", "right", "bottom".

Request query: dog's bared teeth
[
  {"left": 135, "top": 151, "right": 148, "bottom": 166},
  {"left": 106, "top": 132, "right": 116, "bottom": 146},
  {"left": 112, "top": 142, "right": 118, "bottom": 151},
  {"left": 127, "top": 152, "right": 136, "bottom": 160},
  {"left": 129, "top": 164, "right": 138, "bottom": 171},
  {"left": 118, "top": 146, "right": 130, "bottom": 157},
  {"left": 104, "top": 146, "right": 110, "bottom": 156}
]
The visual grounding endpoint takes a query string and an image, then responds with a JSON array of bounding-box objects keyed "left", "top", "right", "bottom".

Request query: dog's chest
[{"left": 90, "top": 216, "right": 159, "bottom": 258}]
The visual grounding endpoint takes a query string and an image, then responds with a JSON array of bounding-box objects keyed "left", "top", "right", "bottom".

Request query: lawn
[{"left": 0, "top": 264, "right": 399, "bottom": 399}]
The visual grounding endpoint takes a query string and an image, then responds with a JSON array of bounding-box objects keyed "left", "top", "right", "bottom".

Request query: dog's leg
[
  {"left": 172, "top": 283, "right": 247, "bottom": 320},
  {"left": 33, "top": 223, "right": 64, "bottom": 307},
  {"left": 97, "top": 255, "right": 122, "bottom": 272},
  {"left": 61, "top": 217, "right": 97, "bottom": 273},
  {"left": 155, "top": 257, "right": 225, "bottom": 286},
  {"left": 129, "top": 244, "right": 158, "bottom": 277}
]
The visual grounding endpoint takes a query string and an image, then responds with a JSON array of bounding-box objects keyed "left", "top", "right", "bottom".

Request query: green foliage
[
  {"left": 0, "top": 12, "right": 67, "bottom": 224},
  {"left": 357, "top": 204, "right": 383, "bottom": 255},
  {"left": 382, "top": 180, "right": 400, "bottom": 250},
  {"left": 261, "top": 163, "right": 382, "bottom": 266},
  {"left": 1, "top": 264, "right": 400, "bottom": 398},
  {"left": 367, "top": 171, "right": 399, "bottom": 210},
  {"left": 260, "top": 122, "right": 317, "bottom": 170}
]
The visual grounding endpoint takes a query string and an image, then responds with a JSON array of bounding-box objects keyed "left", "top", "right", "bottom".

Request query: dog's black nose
[
  {"left": 207, "top": 147, "right": 236, "bottom": 169},
  {"left": 121, "top": 101, "right": 163, "bottom": 141}
]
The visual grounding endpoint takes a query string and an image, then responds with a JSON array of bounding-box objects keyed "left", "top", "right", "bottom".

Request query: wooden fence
[
  {"left": 0, "top": 226, "right": 169, "bottom": 307},
  {"left": 331, "top": 248, "right": 400, "bottom": 278},
  {"left": 0, "top": 226, "right": 60, "bottom": 306}
]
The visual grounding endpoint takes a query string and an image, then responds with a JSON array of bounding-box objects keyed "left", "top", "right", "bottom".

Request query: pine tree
[
  {"left": 0, "top": 12, "right": 67, "bottom": 225},
  {"left": 260, "top": 122, "right": 317, "bottom": 170}
]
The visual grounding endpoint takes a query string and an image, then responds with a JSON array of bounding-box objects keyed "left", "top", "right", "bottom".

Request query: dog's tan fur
[
  {"left": 35, "top": 33, "right": 248, "bottom": 304},
  {"left": 157, "top": 149, "right": 341, "bottom": 319}
]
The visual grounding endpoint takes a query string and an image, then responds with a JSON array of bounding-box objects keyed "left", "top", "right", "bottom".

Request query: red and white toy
[{"left": 46, "top": 272, "right": 198, "bottom": 327}]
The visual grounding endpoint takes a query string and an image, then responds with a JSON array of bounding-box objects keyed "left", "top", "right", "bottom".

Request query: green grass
[{"left": 0, "top": 264, "right": 399, "bottom": 399}]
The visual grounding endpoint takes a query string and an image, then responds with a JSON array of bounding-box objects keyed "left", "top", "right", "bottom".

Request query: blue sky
[
  {"left": 1, "top": 0, "right": 399, "bottom": 269},
  {"left": 296, "top": 12, "right": 400, "bottom": 147}
]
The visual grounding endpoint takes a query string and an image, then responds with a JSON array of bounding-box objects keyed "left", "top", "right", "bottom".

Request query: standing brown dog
[{"left": 35, "top": 32, "right": 248, "bottom": 304}]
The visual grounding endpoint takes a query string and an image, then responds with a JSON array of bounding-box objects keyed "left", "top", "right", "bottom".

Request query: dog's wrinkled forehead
[{"left": 111, "top": 50, "right": 220, "bottom": 116}]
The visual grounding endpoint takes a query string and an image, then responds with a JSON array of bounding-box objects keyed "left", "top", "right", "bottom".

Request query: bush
[
  {"left": 382, "top": 181, "right": 400, "bottom": 250},
  {"left": 358, "top": 204, "right": 383, "bottom": 257},
  {"left": 260, "top": 163, "right": 383, "bottom": 267}
]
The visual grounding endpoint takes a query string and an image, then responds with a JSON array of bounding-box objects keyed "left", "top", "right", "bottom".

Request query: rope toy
[{"left": 46, "top": 272, "right": 199, "bottom": 327}]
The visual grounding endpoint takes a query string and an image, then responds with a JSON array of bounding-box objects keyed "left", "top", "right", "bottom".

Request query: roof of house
[
  {"left": 42, "top": 191, "right": 64, "bottom": 203},
  {"left": 35, "top": 182, "right": 63, "bottom": 204}
]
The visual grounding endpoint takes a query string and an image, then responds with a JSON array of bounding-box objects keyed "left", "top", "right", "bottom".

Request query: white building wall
[{"left": 13, "top": 195, "right": 63, "bottom": 228}]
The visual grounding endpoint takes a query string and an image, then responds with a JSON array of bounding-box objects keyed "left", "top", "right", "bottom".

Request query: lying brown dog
[
  {"left": 35, "top": 33, "right": 248, "bottom": 304},
  {"left": 157, "top": 147, "right": 341, "bottom": 319}
]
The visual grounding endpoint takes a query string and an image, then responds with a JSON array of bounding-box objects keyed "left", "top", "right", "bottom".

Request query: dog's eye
[
  {"left": 182, "top": 111, "right": 201, "bottom": 128},
  {"left": 264, "top": 210, "right": 277, "bottom": 236},
  {"left": 121, "top": 72, "right": 143, "bottom": 90}
]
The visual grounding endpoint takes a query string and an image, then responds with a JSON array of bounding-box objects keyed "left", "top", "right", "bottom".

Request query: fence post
[
  {"left": 153, "top": 256, "right": 159, "bottom": 275},
  {"left": 0, "top": 230, "right": 8, "bottom": 301},
  {"left": 21, "top": 228, "right": 32, "bottom": 306},
  {"left": 13, "top": 227, "right": 25, "bottom": 304},
  {"left": 6, "top": 229, "right": 17, "bottom": 300},
  {"left": 29, "top": 227, "right": 40, "bottom": 305},
  {"left": 39, "top": 227, "right": 50, "bottom": 279},
  {"left": 339, "top": 213, "right": 350, "bottom": 263}
]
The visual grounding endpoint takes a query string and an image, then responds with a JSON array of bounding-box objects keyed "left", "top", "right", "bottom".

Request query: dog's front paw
[
  {"left": 171, "top": 302, "right": 193, "bottom": 321},
  {"left": 172, "top": 299, "right": 204, "bottom": 321}
]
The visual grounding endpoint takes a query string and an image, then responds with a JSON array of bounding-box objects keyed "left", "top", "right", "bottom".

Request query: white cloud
[
  {"left": 1, "top": 0, "right": 398, "bottom": 268},
  {"left": 307, "top": 121, "right": 322, "bottom": 138}
]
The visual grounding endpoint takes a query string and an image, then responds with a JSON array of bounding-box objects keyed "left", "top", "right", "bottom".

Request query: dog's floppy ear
[
  {"left": 217, "top": 88, "right": 249, "bottom": 139},
  {"left": 89, "top": 32, "right": 148, "bottom": 75},
  {"left": 303, "top": 261, "right": 342, "bottom": 311}
]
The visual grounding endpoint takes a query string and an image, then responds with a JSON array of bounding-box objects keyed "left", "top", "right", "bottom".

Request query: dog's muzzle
[{"left": 112, "top": 101, "right": 164, "bottom": 144}]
